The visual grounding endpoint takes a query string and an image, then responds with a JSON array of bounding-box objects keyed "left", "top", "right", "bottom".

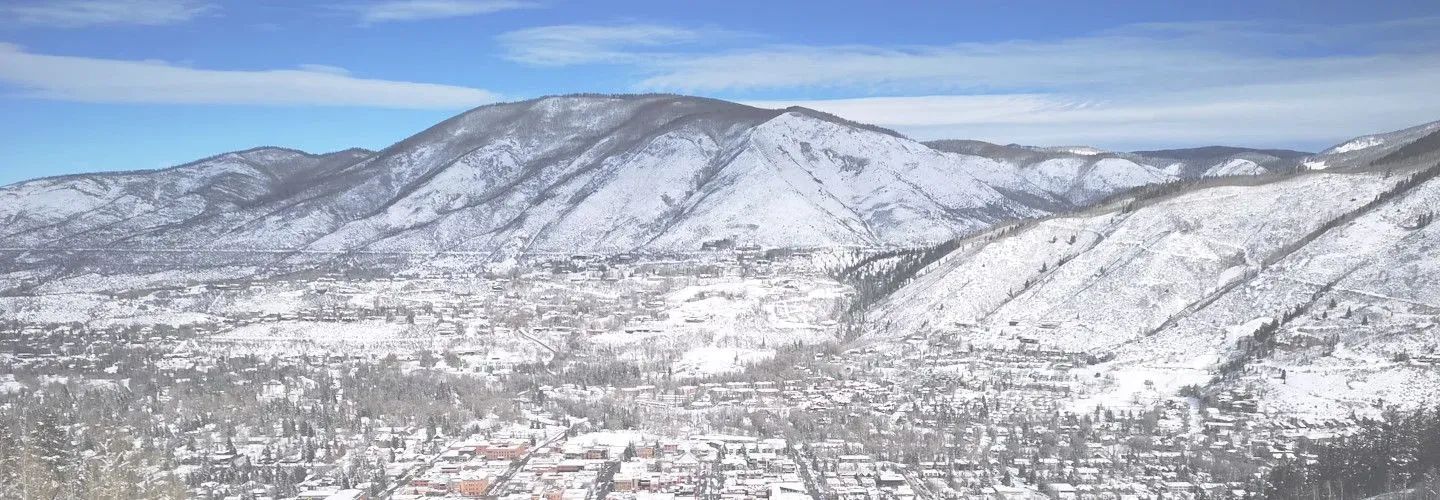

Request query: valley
[{"left": 3, "top": 95, "right": 1440, "bottom": 500}]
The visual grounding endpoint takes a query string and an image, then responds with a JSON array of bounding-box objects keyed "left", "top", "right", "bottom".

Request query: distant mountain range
[
  {"left": 923, "top": 139, "right": 1312, "bottom": 205},
  {"left": 1, "top": 94, "right": 1436, "bottom": 279},
  {"left": 0, "top": 94, "right": 1343, "bottom": 264}
]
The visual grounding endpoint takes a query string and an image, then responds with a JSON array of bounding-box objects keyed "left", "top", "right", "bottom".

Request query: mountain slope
[
  {"left": 0, "top": 95, "right": 1076, "bottom": 265},
  {"left": 871, "top": 123, "right": 1440, "bottom": 418},
  {"left": 187, "top": 95, "right": 1055, "bottom": 254},
  {"left": 0, "top": 147, "right": 372, "bottom": 249}
]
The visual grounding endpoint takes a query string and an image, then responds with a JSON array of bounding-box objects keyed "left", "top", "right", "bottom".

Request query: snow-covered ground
[
  {"left": 872, "top": 160, "right": 1440, "bottom": 418},
  {"left": 670, "top": 347, "right": 777, "bottom": 379}
]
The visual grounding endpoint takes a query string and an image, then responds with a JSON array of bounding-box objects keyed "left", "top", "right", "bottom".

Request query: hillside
[
  {"left": 871, "top": 122, "right": 1440, "bottom": 418},
  {"left": 0, "top": 95, "right": 1086, "bottom": 269}
]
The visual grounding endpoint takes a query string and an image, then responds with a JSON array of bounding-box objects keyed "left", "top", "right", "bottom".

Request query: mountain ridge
[
  {"left": 1, "top": 146, "right": 376, "bottom": 189},
  {"left": 2, "top": 95, "right": 1437, "bottom": 275},
  {"left": 1, "top": 95, "right": 1044, "bottom": 265},
  {"left": 1131, "top": 145, "right": 1311, "bottom": 161}
]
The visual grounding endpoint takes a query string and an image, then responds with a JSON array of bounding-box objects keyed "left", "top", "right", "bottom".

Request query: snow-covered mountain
[
  {"left": 0, "top": 94, "right": 1429, "bottom": 289},
  {"left": 1299, "top": 119, "right": 1440, "bottom": 171},
  {"left": 924, "top": 140, "right": 1310, "bottom": 206},
  {"left": 0, "top": 94, "right": 1103, "bottom": 266},
  {"left": 870, "top": 121, "right": 1440, "bottom": 418},
  {"left": 1132, "top": 145, "right": 1311, "bottom": 175},
  {"left": 0, "top": 147, "right": 373, "bottom": 248}
]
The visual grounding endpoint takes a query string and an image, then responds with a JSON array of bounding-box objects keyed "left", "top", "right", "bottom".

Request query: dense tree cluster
[
  {"left": 1372, "top": 129, "right": 1440, "bottom": 167},
  {"left": 833, "top": 237, "right": 967, "bottom": 313},
  {"left": 1266, "top": 407, "right": 1440, "bottom": 499}
]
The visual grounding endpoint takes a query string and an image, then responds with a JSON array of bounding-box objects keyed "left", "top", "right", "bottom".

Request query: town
[{"left": 4, "top": 249, "right": 1414, "bottom": 500}]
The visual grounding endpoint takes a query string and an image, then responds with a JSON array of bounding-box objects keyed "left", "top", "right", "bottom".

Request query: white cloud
[
  {"left": 0, "top": 43, "right": 501, "bottom": 109},
  {"left": 503, "top": 18, "right": 1440, "bottom": 149},
  {"left": 295, "top": 64, "right": 352, "bottom": 76},
  {"left": 0, "top": 0, "right": 214, "bottom": 28},
  {"left": 497, "top": 24, "right": 723, "bottom": 66},
  {"left": 745, "top": 70, "right": 1440, "bottom": 149},
  {"left": 351, "top": 0, "right": 536, "bottom": 24},
  {"left": 638, "top": 25, "right": 1438, "bottom": 94},
  {"left": 743, "top": 95, "right": 1093, "bottom": 128}
]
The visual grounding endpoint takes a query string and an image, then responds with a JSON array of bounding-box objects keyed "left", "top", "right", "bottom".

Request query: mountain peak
[{"left": 776, "top": 106, "right": 906, "bottom": 139}]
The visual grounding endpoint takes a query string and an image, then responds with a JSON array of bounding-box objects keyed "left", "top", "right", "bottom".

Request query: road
[
  {"left": 792, "top": 448, "right": 832, "bottom": 499},
  {"left": 377, "top": 424, "right": 572, "bottom": 499},
  {"left": 378, "top": 435, "right": 446, "bottom": 499},
  {"left": 515, "top": 328, "right": 560, "bottom": 357},
  {"left": 588, "top": 460, "right": 618, "bottom": 500},
  {"left": 694, "top": 461, "right": 720, "bottom": 500},
  {"left": 900, "top": 468, "right": 937, "bottom": 499},
  {"left": 479, "top": 426, "right": 573, "bottom": 499}
]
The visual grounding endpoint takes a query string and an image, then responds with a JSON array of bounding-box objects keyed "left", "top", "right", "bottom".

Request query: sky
[{"left": 2, "top": 0, "right": 1440, "bottom": 186}]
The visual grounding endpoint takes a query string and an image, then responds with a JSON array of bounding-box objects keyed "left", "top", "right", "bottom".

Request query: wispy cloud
[
  {"left": 638, "top": 20, "right": 1440, "bottom": 94},
  {"left": 497, "top": 24, "right": 730, "bottom": 66},
  {"left": 743, "top": 71, "right": 1440, "bottom": 149},
  {"left": 0, "top": 0, "right": 215, "bottom": 28},
  {"left": 349, "top": 0, "right": 536, "bottom": 25},
  {"left": 502, "top": 19, "right": 1440, "bottom": 148},
  {"left": 0, "top": 43, "right": 501, "bottom": 109},
  {"left": 295, "top": 63, "right": 352, "bottom": 76}
]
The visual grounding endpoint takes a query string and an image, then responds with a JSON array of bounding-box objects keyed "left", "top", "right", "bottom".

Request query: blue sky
[{"left": 3, "top": 0, "right": 1440, "bottom": 186}]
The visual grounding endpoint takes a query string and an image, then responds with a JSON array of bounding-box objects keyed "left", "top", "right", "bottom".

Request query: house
[
  {"left": 1164, "top": 481, "right": 1198, "bottom": 494},
  {"left": 456, "top": 475, "right": 491, "bottom": 497},
  {"left": 474, "top": 441, "right": 529, "bottom": 460},
  {"left": 1044, "top": 482, "right": 1078, "bottom": 499},
  {"left": 636, "top": 444, "right": 657, "bottom": 458},
  {"left": 876, "top": 472, "right": 906, "bottom": 488},
  {"left": 769, "top": 483, "right": 810, "bottom": 500},
  {"left": 324, "top": 491, "right": 368, "bottom": 500},
  {"left": 297, "top": 489, "right": 367, "bottom": 500}
]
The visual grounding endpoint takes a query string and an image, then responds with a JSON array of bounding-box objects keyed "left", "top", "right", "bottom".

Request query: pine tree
[
  {"left": 16, "top": 444, "right": 62, "bottom": 500},
  {"left": 28, "top": 407, "right": 72, "bottom": 484},
  {"left": 0, "top": 421, "right": 19, "bottom": 498}
]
